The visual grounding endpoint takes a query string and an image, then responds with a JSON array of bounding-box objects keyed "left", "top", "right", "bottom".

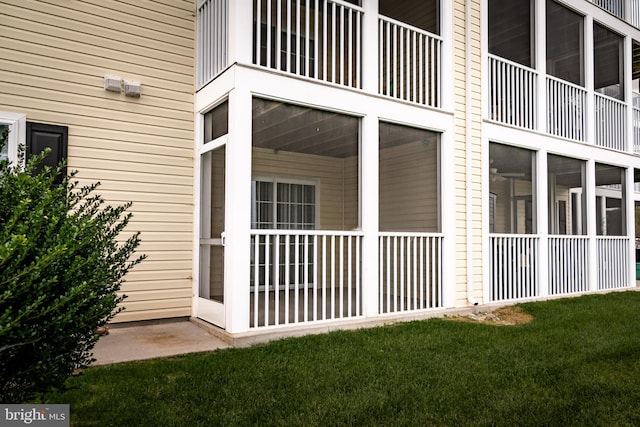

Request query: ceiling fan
[{"left": 490, "top": 159, "right": 525, "bottom": 182}]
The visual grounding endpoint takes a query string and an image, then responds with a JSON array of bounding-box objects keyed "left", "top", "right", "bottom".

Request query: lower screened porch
[
  {"left": 198, "top": 97, "right": 445, "bottom": 332},
  {"left": 488, "top": 142, "right": 638, "bottom": 303}
]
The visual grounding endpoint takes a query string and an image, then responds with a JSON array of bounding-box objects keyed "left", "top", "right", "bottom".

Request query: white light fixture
[
  {"left": 104, "top": 75, "right": 122, "bottom": 93},
  {"left": 124, "top": 81, "right": 141, "bottom": 98}
]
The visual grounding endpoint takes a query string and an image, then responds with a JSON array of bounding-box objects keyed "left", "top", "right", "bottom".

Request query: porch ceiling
[{"left": 252, "top": 99, "right": 358, "bottom": 158}]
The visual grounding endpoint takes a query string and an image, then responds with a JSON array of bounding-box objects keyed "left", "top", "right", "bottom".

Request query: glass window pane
[
  {"left": 594, "top": 23, "right": 624, "bottom": 100},
  {"left": 546, "top": 0, "right": 584, "bottom": 86},
  {"left": 489, "top": 143, "right": 536, "bottom": 234},
  {"left": 252, "top": 98, "right": 359, "bottom": 231},
  {"left": 489, "top": 0, "right": 534, "bottom": 67},
  {"left": 379, "top": 122, "right": 440, "bottom": 232},
  {"left": 379, "top": 0, "right": 440, "bottom": 35},
  {"left": 548, "top": 154, "right": 586, "bottom": 235},
  {"left": 595, "top": 163, "right": 626, "bottom": 236},
  {"left": 203, "top": 101, "right": 229, "bottom": 143}
]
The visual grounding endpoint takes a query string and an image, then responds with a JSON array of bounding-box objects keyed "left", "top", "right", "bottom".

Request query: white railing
[
  {"left": 597, "top": 237, "right": 630, "bottom": 290},
  {"left": 548, "top": 236, "right": 589, "bottom": 295},
  {"left": 632, "top": 1, "right": 640, "bottom": 28},
  {"left": 633, "top": 106, "right": 640, "bottom": 154},
  {"left": 488, "top": 55, "right": 537, "bottom": 130},
  {"left": 547, "top": 77, "right": 586, "bottom": 141},
  {"left": 489, "top": 235, "right": 539, "bottom": 301},
  {"left": 595, "top": 93, "right": 627, "bottom": 151},
  {"left": 197, "top": 0, "right": 229, "bottom": 89},
  {"left": 378, "top": 16, "right": 442, "bottom": 107},
  {"left": 590, "top": 0, "right": 625, "bottom": 19},
  {"left": 378, "top": 233, "right": 443, "bottom": 315},
  {"left": 254, "top": 0, "right": 363, "bottom": 88},
  {"left": 250, "top": 230, "right": 363, "bottom": 328}
]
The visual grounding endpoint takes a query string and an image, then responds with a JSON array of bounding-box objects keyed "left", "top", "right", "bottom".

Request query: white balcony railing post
[
  {"left": 250, "top": 230, "right": 363, "bottom": 328},
  {"left": 378, "top": 16, "right": 442, "bottom": 107},
  {"left": 378, "top": 233, "right": 444, "bottom": 314},
  {"left": 488, "top": 55, "right": 537, "bottom": 130},
  {"left": 253, "top": 0, "right": 363, "bottom": 89},
  {"left": 489, "top": 235, "right": 539, "bottom": 302}
]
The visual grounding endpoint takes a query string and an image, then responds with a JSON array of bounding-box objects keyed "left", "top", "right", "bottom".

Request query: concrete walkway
[{"left": 92, "top": 319, "right": 230, "bottom": 365}]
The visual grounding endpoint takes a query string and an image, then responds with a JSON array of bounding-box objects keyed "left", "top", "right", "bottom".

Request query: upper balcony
[
  {"left": 589, "top": 0, "right": 640, "bottom": 27},
  {"left": 197, "top": 0, "right": 443, "bottom": 109},
  {"left": 488, "top": 0, "right": 640, "bottom": 156}
]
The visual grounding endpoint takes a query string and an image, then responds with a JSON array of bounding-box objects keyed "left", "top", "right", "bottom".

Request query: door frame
[{"left": 196, "top": 134, "right": 228, "bottom": 328}]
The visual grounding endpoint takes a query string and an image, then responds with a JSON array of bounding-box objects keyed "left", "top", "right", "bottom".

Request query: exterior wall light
[
  {"left": 124, "top": 81, "right": 141, "bottom": 98},
  {"left": 104, "top": 75, "right": 122, "bottom": 93}
]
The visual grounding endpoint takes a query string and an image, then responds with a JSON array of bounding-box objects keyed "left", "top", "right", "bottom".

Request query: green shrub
[{"left": 0, "top": 128, "right": 145, "bottom": 402}]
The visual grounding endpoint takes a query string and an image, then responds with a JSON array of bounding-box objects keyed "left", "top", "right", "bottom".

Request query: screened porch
[
  {"left": 489, "top": 143, "right": 633, "bottom": 302},
  {"left": 246, "top": 98, "right": 443, "bottom": 328},
  {"left": 488, "top": 0, "right": 640, "bottom": 154}
]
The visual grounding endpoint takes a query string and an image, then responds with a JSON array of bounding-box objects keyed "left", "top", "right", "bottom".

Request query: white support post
[
  {"left": 441, "top": 130, "right": 456, "bottom": 308},
  {"left": 228, "top": 0, "right": 253, "bottom": 66},
  {"left": 585, "top": 16, "right": 595, "bottom": 145},
  {"left": 537, "top": 150, "right": 549, "bottom": 297},
  {"left": 625, "top": 166, "right": 636, "bottom": 286},
  {"left": 535, "top": 0, "right": 547, "bottom": 134},
  {"left": 361, "top": 113, "right": 379, "bottom": 317},
  {"left": 440, "top": 0, "right": 454, "bottom": 112},
  {"left": 224, "top": 85, "right": 252, "bottom": 333},
  {"left": 625, "top": 36, "right": 634, "bottom": 154},
  {"left": 586, "top": 159, "right": 598, "bottom": 292},
  {"left": 361, "top": 0, "right": 379, "bottom": 94}
]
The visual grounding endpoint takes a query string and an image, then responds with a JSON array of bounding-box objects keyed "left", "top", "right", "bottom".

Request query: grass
[{"left": 46, "top": 291, "right": 640, "bottom": 426}]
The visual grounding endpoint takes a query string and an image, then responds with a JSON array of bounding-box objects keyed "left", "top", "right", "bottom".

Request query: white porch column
[
  {"left": 361, "top": 0, "right": 378, "bottom": 94},
  {"left": 625, "top": 36, "right": 634, "bottom": 154},
  {"left": 361, "top": 113, "right": 379, "bottom": 317},
  {"left": 625, "top": 166, "right": 636, "bottom": 286},
  {"left": 586, "top": 159, "right": 598, "bottom": 291},
  {"left": 228, "top": 0, "right": 253, "bottom": 65},
  {"left": 440, "top": 0, "right": 453, "bottom": 112},
  {"left": 224, "top": 85, "right": 252, "bottom": 333},
  {"left": 535, "top": 0, "right": 547, "bottom": 134},
  {"left": 585, "top": 15, "right": 596, "bottom": 145},
  {"left": 537, "top": 149, "right": 549, "bottom": 298}
]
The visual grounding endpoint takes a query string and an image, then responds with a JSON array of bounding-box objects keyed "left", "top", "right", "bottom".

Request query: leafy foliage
[{"left": 0, "top": 128, "right": 145, "bottom": 402}]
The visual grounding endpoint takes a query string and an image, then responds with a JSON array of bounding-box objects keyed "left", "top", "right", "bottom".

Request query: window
[
  {"left": 379, "top": 121, "right": 440, "bottom": 232},
  {"left": 251, "top": 180, "right": 316, "bottom": 230},
  {"left": 594, "top": 23, "right": 624, "bottom": 100},
  {"left": 379, "top": 0, "right": 440, "bottom": 35},
  {"left": 546, "top": 0, "right": 584, "bottom": 86},
  {"left": 489, "top": 0, "right": 534, "bottom": 67},
  {"left": 489, "top": 142, "right": 536, "bottom": 234},
  {"left": 0, "top": 112, "right": 26, "bottom": 165},
  {"left": 595, "top": 163, "right": 626, "bottom": 236},
  {"left": 548, "top": 154, "right": 586, "bottom": 235}
]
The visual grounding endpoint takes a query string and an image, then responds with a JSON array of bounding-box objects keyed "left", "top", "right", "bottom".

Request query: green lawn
[{"left": 47, "top": 292, "right": 640, "bottom": 426}]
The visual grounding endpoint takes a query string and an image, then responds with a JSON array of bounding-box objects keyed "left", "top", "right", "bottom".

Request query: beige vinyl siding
[
  {"left": 453, "top": 0, "right": 483, "bottom": 306},
  {"left": 252, "top": 148, "right": 359, "bottom": 230},
  {"left": 0, "top": 0, "right": 195, "bottom": 322}
]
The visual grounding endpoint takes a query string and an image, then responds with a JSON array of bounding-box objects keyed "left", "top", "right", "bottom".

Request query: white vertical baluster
[
  {"left": 264, "top": 235, "right": 270, "bottom": 326},
  {"left": 322, "top": 235, "right": 327, "bottom": 320},
  {"left": 348, "top": 236, "right": 352, "bottom": 317},
  {"left": 274, "top": 234, "right": 280, "bottom": 325},
  {"left": 313, "top": 235, "right": 318, "bottom": 321}
]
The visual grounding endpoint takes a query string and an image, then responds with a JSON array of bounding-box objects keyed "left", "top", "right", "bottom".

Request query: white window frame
[
  {"left": 0, "top": 112, "right": 26, "bottom": 165},
  {"left": 251, "top": 176, "right": 319, "bottom": 230}
]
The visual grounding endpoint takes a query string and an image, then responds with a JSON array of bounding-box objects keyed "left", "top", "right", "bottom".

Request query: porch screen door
[{"left": 198, "top": 143, "right": 226, "bottom": 327}]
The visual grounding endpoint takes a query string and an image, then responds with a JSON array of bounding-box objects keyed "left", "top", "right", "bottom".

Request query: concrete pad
[{"left": 91, "top": 318, "right": 230, "bottom": 365}]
